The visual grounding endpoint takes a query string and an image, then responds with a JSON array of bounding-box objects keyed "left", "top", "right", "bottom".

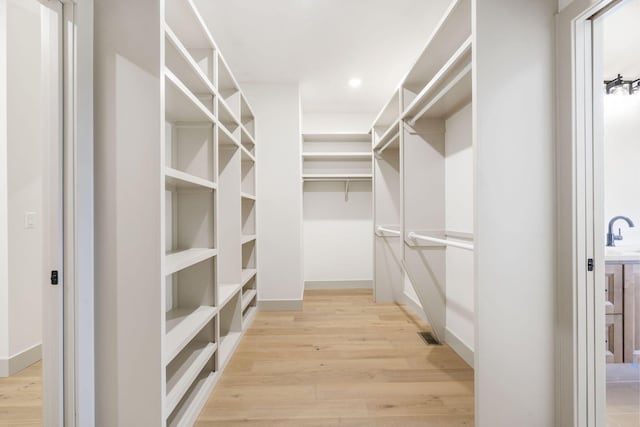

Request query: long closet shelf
[
  {"left": 373, "top": 120, "right": 400, "bottom": 152},
  {"left": 165, "top": 68, "right": 216, "bottom": 124},
  {"left": 241, "top": 192, "right": 256, "bottom": 201},
  {"left": 303, "top": 174, "right": 372, "bottom": 181},
  {"left": 165, "top": 306, "right": 217, "bottom": 364},
  {"left": 302, "top": 132, "right": 371, "bottom": 142},
  {"left": 165, "top": 341, "right": 217, "bottom": 417},
  {"left": 241, "top": 268, "right": 257, "bottom": 286},
  {"left": 167, "top": 371, "right": 217, "bottom": 427},
  {"left": 165, "top": 248, "right": 217, "bottom": 276},
  {"left": 164, "top": 25, "right": 215, "bottom": 97},
  {"left": 241, "top": 290, "right": 257, "bottom": 311},
  {"left": 403, "top": 37, "right": 472, "bottom": 121},
  {"left": 371, "top": 90, "right": 400, "bottom": 132},
  {"left": 240, "top": 145, "right": 256, "bottom": 162},
  {"left": 407, "top": 64, "right": 472, "bottom": 124},
  {"left": 217, "top": 98, "right": 240, "bottom": 130},
  {"left": 218, "top": 332, "right": 242, "bottom": 370},
  {"left": 302, "top": 152, "right": 372, "bottom": 160},
  {"left": 241, "top": 126, "right": 256, "bottom": 146},
  {"left": 241, "top": 235, "right": 257, "bottom": 245},
  {"left": 165, "top": 167, "right": 216, "bottom": 191},
  {"left": 218, "top": 124, "right": 241, "bottom": 149},
  {"left": 218, "top": 283, "right": 241, "bottom": 308},
  {"left": 165, "top": 0, "right": 217, "bottom": 50}
]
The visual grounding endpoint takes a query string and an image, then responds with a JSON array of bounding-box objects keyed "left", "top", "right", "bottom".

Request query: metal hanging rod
[{"left": 407, "top": 231, "right": 474, "bottom": 251}]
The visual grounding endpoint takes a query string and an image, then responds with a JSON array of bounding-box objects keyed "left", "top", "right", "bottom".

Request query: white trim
[
  {"left": 304, "top": 280, "right": 372, "bottom": 290},
  {"left": 398, "top": 291, "right": 428, "bottom": 324},
  {"left": 257, "top": 299, "right": 303, "bottom": 311},
  {"left": 0, "top": 343, "right": 42, "bottom": 377},
  {"left": 445, "top": 328, "right": 473, "bottom": 368}
]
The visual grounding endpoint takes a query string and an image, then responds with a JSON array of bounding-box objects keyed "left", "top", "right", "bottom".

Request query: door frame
[{"left": 556, "top": 0, "right": 623, "bottom": 426}]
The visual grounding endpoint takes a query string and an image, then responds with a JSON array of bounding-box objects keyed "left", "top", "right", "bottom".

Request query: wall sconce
[{"left": 605, "top": 74, "right": 640, "bottom": 95}]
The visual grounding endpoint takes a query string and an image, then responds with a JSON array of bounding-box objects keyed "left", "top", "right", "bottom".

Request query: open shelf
[
  {"left": 218, "top": 125, "right": 240, "bottom": 149},
  {"left": 241, "top": 235, "right": 257, "bottom": 245},
  {"left": 302, "top": 173, "right": 372, "bottom": 181},
  {"left": 165, "top": 306, "right": 216, "bottom": 363},
  {"left": 241, "top": 192, "right": 256, "bottom": 201},
  {"left": 240, "top": 95, "right": 256, "bottom": 137},
  {"left": 241, "top": 145, "right": 256, "bottom": 163},
  {"left": 372, "top": 90, "right": 400, "bottom": 143},
  {"left": 165, "top": 341, "right": 217, "bottom": 416},
  {"left": 302, "top": 132, "right": 371, "bottom": 143},
  {"left": 217, "top": 283, "right": 241, "bottom": 308},
  {"left": 165, "top": 248, "right": 217, "bottom": 276},
  {"left": 217, "top": 55, "right": 241, "bottom": 117},
  {"left": 302, "top": 152, "right": 372, "bottom": 160},
  {"left": 402, "top": 0, "right": 472, "bottom": 110},
  {"left": 218, "top": 331, "right": 242, "bottom": 369},
  {"left": 165, "top": 0, "right": 216, "bottom": 51},
  {"left": 241, "top": 268, "right": 257, "bottom": 286},
  {"left": 165, "top": 68, "right": 215, "bottom": 124},
  {"left": 217, "top": 98, "right": 240, "bottom": 135},
  {"left": 165, "top": 167, "right": 216, "bottom": 191},
  {"left": 240, "top": 127, "right": 255, "bottom": 155},
  {"left": 167, "top": 370, "right": 217, "bottom": 427},
  {"left": 164, "top": 25, "right": 215, "bottom": 97},
  {"left": 241, "top": 289, "right": 257, "bottom": 311}
]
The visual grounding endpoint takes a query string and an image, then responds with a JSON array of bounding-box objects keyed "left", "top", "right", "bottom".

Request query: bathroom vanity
[{"left": 605, "top": 248, "right": 640, "bottom": 363}]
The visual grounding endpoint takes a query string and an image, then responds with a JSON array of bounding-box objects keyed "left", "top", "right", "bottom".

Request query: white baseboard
[
  {"left": 445, "top": 328, "right": 474, "bottom": 368},
  {"left": 304, "top": 280, "right": 373, "bottom": 290},
  {"left": 0, "top": 343, "right": 42, "bottom": 377},
  {"left": 258, "top": 299, "right": 303, "bottom": 311}
]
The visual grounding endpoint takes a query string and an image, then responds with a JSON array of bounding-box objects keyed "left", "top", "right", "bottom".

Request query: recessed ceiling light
[{"left": 349, "top": 78, "right": 362, "bottom": 88}]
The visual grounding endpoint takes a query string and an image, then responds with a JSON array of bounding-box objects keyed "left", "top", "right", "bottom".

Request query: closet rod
[
  {"left": 407, "top": 232, "right": 474, "bottom": 251},
  {"left": 376, "top": 226, "right": 401, "bottom": 236},
  {"left": 303, "top": 178, "right": 371, "bottom": 182}
]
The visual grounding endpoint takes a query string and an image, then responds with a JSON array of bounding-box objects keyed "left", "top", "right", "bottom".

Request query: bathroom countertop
[{"left": 605, "top": 246, "right": 640, "bottom": 262}]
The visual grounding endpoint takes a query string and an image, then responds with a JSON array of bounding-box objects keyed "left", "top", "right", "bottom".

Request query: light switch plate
[{"left": 24, "top": 211, "right": 36, "bottom": 229}]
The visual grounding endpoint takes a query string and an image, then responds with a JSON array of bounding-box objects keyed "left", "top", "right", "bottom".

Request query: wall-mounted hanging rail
[
  {"left": 376, "top": 226, "right": 401, "bottom": 237},
  {"left": 407, "top": 231, "right": 474, "bottom": 251}
]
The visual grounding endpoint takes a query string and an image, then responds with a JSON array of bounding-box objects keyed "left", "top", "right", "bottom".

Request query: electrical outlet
[{"left": 24, "top": 211, "right": 36, "bottom": 229}]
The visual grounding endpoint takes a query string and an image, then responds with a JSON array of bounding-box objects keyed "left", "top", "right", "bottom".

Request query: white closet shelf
[
  {"left": 403, "top": 0, "right": 471, "bottom": 89},
  {"left": 373, "top": 120, "right": 400, "bottom": 152},
  {"left": 218, "top": 332, "right": 242, "bottom": 369},
  {"left": 164, "top": 25, "right": 215, "bottom": 97},
  {"left": 241, "top": 192, "right": 256, "bottom": 201},
  {"left": 303, "top": 174, "right": 372, "bottom": 181},
  {"left": 218, "top": 124, "right": 240, "bottom": 149},
  {"left": 165, "top": 68, "right": 216, "bottom": 124},
  {"left": 241, "top": 268, "right": 257, "bottom": 286},
  {"left": 165, "top": 0, "right": 217, "bottom": 50},
  {"left": 302, "top": 132, "right": 370, "bottom": 143},
  {"left": 241, "top": 235, "right": 257, "bottom": 245},
  {"left": 165, "top": 306, "right": 217, "bottom": 364},
  {"left": 165, "top": 167, "right": 216, "bottom": 191},
  {"left": 165, "top": 341, "right": 217, "bottom": 417},
  {"left": 240, "top": 146, "right": 256, "bottom": 162},
  {"left": 217, "top": 54, "right": 242, "bottom": 95},
  {"left": 165, "top": 248, "right": 217, "bottom": 276},
  {"left": 408, "top": 64, "right": 472, "bottom": 123},
  {"left": 371, "top": 90, "right": 400, "bottom": 133},
  {"left": 403, "top": 37, "right": 472, "bottom": 121},
  {"left": 218, "top": 283, "right": 241, "bottom": 308},
  {"left": 218, "top": 98, "right": 240, "bottom": 129},
  {"left": 167, "top": 371, "right": 217, "bottom": 427},
  {"left": 241, "top": 289, "right": 257, "bottom": 311},
  {"left": 240, "top": 126, "right": 256, "bottom": 147},
  {"left": 302, "top": 152, "right": 372, "bottom": 160},
  {"left": 242, "top": 306, "right": 257, "bottom": 325}
]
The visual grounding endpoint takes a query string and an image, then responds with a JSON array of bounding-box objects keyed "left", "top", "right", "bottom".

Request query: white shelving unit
[
  {"left": 162, "top": 0, "right": 258, "bottom": 424},
  {"left": 371, "top": 0, "right": 474, "bottom": 354},
  {"left": 301, "top": 133, "right": 372, "bottom": 185}
]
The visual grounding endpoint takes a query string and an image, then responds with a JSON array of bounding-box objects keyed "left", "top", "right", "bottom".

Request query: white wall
[
  {"left": 603, "top": 95, "right": 640, "bottom": 246},
  {"left": 303, "top": 112, "right": 374, "bottom": 134},
  {"left": 0, "top": 0, "right": 43, "bottom": 374},
  {"left": 302, "top": 113, "right": 373, "bottom": 286},
  {"left": 444, "top": 103, "right": 474, "bottom": 351},
  {"left": 242, "top": 83, "right": 304, "bottom": 303},
  {"left": 475, "top": 0, "right": 557, "bottom": 425}
]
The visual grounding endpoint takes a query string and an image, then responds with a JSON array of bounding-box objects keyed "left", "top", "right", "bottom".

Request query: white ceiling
[
  {"left": 603, "top": 0, "right": 640, "bottom": 79},
  {"left": 193, "top": 0, "right": 452, "bottom": 114}
]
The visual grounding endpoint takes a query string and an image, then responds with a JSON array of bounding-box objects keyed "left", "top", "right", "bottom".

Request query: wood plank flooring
[
  {"left": 196, "top": 289, "right": 475, "bottom": 426},
  {"left": 0, "top": 362, "right": 42, "bottom": 426}
]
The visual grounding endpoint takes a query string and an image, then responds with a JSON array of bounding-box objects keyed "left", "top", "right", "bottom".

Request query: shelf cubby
[
  {"left": 241, "top": 157, "right": 256, "bottom": 195},
  {"left": 240, "top": 127, "right": 255, "bottom": 156},
  {"left": 242, "top": 239, "right": 256, "bottom": 270},
  {"left": 372, "top": 90, "right": 400, "bottom": 144},
  {"left": 218, "top": 293, "right": 243, "bottom": 369},
  {"left": 240, "top": 95, "right": 256, "bottom": 137},
  {"left": 167, "top": 369, "right": 217, "bottom": 427},
  {"left": 165, "top": 306, "right": 216, "bottom": 363},
  {"left": 241, "top": 197, "right": 256, "bottom": 236},
  {"left": 301, "top": 133, "right": 372, "bottom": 180},
  {"left": 165, "top": 25, "right": 216, "bottom": 97},
  {"left": 165, "top": 68, "right": 215, "bottom": 124},
  {"left": 216, "top": 55, "right": 241, "bottom": 119}
]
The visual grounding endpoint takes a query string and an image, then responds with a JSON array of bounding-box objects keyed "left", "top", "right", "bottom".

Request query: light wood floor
[
  {"left": 196, "top": 289, "right": 475, "bottom": 426},
  {"left": 0, "top": 361, "right": 42, "bottom": 426}
]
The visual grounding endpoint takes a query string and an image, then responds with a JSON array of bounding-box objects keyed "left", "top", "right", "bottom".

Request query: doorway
[{"left": 0, "top": 0, "right": 64, "bottom": 424}]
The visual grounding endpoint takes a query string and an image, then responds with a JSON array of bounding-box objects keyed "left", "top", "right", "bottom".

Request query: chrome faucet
[{"left": 607, "top": 216, "right": 635, "bottom": 247}]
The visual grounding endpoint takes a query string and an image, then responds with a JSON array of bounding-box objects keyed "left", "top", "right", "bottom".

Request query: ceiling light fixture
[
  {"left": 604, "top": 74, "right": 640, "bottom": 95},
  {"left": 348, "top": 78, "right": 362, "bottom": 88}
]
